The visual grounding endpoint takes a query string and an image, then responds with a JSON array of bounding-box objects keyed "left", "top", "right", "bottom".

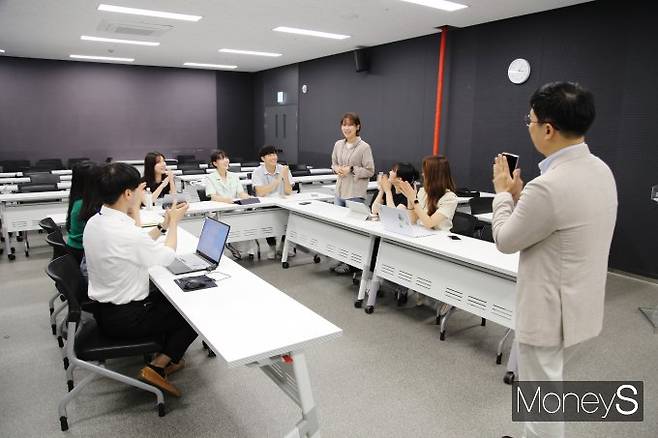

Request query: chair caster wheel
[
  {"left": 10, "top": 247, "right": 16, "bottom": 253},
  {"left": 313, "top": 255, "right": 321, "bottom": 263},
  {"left": 396, "top": 292, "right": 408, "bottom": 306},
  {"left": 354, "top": 299, "right": 363, "bottom": 308},
  {"left": 8, "top": 253, "right": 15, "bottom": 261},
  {"left": 16, "top": 236, "right": 23, "bottom": 242},
  {"left": 158, "top": 403, "right": 166, "bottom": 417},
  {"left": 248, "top": 253, "right": 254, "bottom": 260},
  {"left": 481, "top": 318, "right": 486, "bottom": 326},
  {"left": 51, "top": 324, "right": 57, "bottom": 335},
  {"left": 207, "top": 349, "right": 216, "bottom": 358},
  {"left": 496, "top": 353, "right": 503, "bottom": 365},
  {"left": 439, "top": 331, "right": 446, "bottom": 341},
  {"left": 63, "top": 357, "right": 69, "bottom": 370},
  {"left": 282, "top": 262, "right": 289, "bottom": 269},
  {"left": 60, "top": 416, "right": 69, "bottom": 431},
  {"left": 67, "top": 380, "right": 74, "bottom": 391},
  {"left": 365, "top": 306, "right": 374, "bottom": 314},
  {"left": 504, "top": 371, "right": 515, "bottom": 385},
  {"left": 57, "top": 336, "right": 64, "bottom": 348}
]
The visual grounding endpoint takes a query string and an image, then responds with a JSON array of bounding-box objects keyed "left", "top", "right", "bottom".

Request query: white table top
[
  {"left": 176, "top": 171, "right": 250, "bottom": 182},
  {"left": 308, "top": 168, "right": 333, "bottom": 175},
  {"left": 0, "top": 190, "right": 70, "bottom": 203},
  {"left": 0, "top": 177, "right": 30, "bottom": 185},
  {"left": 0, "top": 172, "right": 22, "bottom": 178},
  {"left": 283, "top": 200, "right": 518, "bottom": 278},
  {"left": 475, "top": 212, "right": 493, "bottom": 223},
  {"left": 0, "top": 181, "right": 71, "bottom": 193},
  {"left": 149, "top": 228, "right": 343, "bottom": 367},
  {"left": 294, "top": 174, "right": 338, "bottom": 184},
  {"left": 50, "top": 170, "right": 72, "bottom": 175}
]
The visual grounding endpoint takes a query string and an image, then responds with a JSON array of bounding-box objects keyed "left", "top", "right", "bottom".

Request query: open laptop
[
  {"left": 345, "top": 199, "right": 375, "bottom": 221},
  {"left": 167, "top": 217, "right": 231, "bottom": 274},
  {"left": 379, "top": 205, "right": 436, "bottom": 238}
]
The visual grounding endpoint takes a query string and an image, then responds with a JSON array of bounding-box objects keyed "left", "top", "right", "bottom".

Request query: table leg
[
  {"left": 281, "top": 235, "right": 290, "bottom": 268},
  {"left": 259, "top": 352, "right": 321, "bottom": 438},
  {"left": 355, "top": 236, "right": 377, "bottom": 309},
  {"left": 0, "top": 202, "right": 12, "bottom": 259}
]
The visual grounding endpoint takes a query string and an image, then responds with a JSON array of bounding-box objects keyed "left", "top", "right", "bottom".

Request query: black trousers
[{"left": 96, "top": 289, "right": 198, "bottom": 363}]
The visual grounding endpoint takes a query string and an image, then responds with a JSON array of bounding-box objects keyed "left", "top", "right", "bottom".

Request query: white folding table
[{"left": 149, "top": 228, "right": 342, "bottom": 437}]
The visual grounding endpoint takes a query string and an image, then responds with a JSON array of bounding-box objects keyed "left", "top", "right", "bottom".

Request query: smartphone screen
[{"left": 502, "top": 153, "right": 519, "bottom": 178}]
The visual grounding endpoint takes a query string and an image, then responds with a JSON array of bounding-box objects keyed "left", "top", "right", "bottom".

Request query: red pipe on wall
[{"left": 432, "top": 26, "right": 448, "bottom": 156}]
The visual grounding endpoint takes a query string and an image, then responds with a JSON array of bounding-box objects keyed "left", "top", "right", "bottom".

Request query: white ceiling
[{"left": 0, "top": 0, "right": 593, "bottom": 72}]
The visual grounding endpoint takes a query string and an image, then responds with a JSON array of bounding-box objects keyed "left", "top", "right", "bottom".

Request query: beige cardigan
[
  {"left": 331, "top": 137, "right": 375, "bottom": 199},
  {"left": 492, "top": 143, "right": 617, "bottom": 348}
]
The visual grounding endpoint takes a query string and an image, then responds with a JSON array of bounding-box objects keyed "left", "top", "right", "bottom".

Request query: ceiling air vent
[{"left": 97, "top": 19, "right": 173, "bottom": 37}]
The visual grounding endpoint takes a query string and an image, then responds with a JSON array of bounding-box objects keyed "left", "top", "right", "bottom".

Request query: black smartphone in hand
[
  {"left": 448, "top": 235, "right": 461, "bottom": 240},
  {"left": 502, "top": 153, "right": 519, "bottom": 178}
]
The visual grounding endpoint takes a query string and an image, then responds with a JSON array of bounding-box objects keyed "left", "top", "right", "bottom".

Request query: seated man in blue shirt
[{"left": 251, "top": 145, "right": 294, "bottom": 259}]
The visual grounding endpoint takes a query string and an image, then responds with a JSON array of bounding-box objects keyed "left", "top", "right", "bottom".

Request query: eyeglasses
[{"left": 523, "top": 114, "right": 539, "bottom": 127}]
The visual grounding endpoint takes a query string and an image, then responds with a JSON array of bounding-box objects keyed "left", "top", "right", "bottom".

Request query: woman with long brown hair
[{"left": 399, "top": 155, "right": 458, "bottom": 230}]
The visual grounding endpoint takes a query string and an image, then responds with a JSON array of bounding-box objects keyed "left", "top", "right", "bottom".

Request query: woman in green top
[{"left": 66, "top": 161, "right": 101, "bottom": 263}]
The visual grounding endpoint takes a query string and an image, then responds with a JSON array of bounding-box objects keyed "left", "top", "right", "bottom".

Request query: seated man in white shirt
[
  {"left": 251, "top": 145, "right": 295, "bottom": 259},
  {"left": 84, "top": 162, "right": 195, "bottom": 398}
]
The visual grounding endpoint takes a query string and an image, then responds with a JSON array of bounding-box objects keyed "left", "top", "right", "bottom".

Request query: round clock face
[{"left": 508, "top": 58, "right": 531, "bottom": 84}]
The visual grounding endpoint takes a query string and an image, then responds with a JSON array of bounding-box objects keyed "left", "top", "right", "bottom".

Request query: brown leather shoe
[
  {"left": 139, "top": 366, "right": 181, "bottom": 397},
  {"left": 164, "top": 359, "right": 185, "bottom": 376}
]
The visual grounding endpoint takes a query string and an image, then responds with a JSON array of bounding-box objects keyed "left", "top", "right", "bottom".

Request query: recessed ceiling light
[
  {"left": 219, "top": 48, "right": 282, "bottom": 57},
  {"left": 0, "top": 49, "right": 5, "bottom": 53},
  {"left": 70, "top": 54, "right": 135, "bottom": 62},
  {"left": 97, "top": 4, "right": 202, "bottom": 22},
  {"left": 400, "top": 0, "right": 468, "bottom": 12},
  {"left": 81, "top": 35, "right": 160, "bottom": 47},
  {"left": 273, "top": 26, "right": 350, "bottom": 40},
  {"left": 183, "top": 62, "right": 237, "bottom": 70}
]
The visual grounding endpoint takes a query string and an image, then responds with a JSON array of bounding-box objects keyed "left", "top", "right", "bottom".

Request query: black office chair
[
  {"left": 241, "top": 161, "right": 260, "bottom": 168},
  {"left": 469, "top": 196, "right": 493, "bottom": 215},
  {"left": 0, "top": 160, "right": 31, "bottom": 173},
  {"left": 197, "top": 188, "right": 210, "bottom": 202},
  {"left": 291, "top": 169, "right": 311, "bottom": 177},
  {"left": 18, "top": 183, "right": 59, "bottom": 193},
  {"left": 182, "top": 168, "right": 206, "bottom": 175},
  {"left": 46, "top": 255, "right": 166, "bottom": 431},
  {"left": 67, "top": 158, "right": 90, "bottom": 169},
  {"left": 33, "top": 159, "right": 65, "bottom": 171},
  {"left": 27, "top": 173, "right": 60, "bottom": 185},
  {"left": 451, "top": 212, "right": 477, "bottom": 238},
  {"left": 45, "top": 231, "right": 69, "bottom": 338},
  {"left": 289, "top": 164, "right": 309, "bottom": 171},
  {"left": 176, "top": 154, "right": 196, "bottom": 164},
  {"left": 39, "top": 217, "right": 61, "bottom": 236}
]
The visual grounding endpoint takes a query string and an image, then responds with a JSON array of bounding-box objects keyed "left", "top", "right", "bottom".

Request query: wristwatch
[{"left": 156, "top": 224, "right": 168, "bottom": 234}]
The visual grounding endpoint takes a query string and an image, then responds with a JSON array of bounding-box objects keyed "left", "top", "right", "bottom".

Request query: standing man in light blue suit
[{"left": 492, "top": 82, "right": 618, "bottom": 438}]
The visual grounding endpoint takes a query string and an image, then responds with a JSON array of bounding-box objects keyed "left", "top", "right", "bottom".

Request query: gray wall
[
  {"left": 0, "top": 57, "right": 217, "bottom": 163},
  {"left": 442, "top": 0, "right": 658, "bottom": 278},
  {"left": 216, "top": 72, "right": 254, "bottom": 162},
  {"left": 297, "top": 36, "right": 439, "bottom": 172}
]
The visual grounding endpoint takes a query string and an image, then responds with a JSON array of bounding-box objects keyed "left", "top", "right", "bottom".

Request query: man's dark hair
[
  {"left": 99, "top": 162, "right": 141, "bottom": 204},
  {"left": 258, "top": 145, "right": 278, "bottom": 159},
  {"left": 530, "top": 82, "right": 595, "bottom": 138}
]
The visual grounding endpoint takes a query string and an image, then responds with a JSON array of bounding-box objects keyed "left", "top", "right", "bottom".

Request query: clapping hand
[
  {"left": 398, "top": 180, "right": 417, "bottom": 202},
  {"left": 378, "top": 174, "right": 392, "bottom": 192}
]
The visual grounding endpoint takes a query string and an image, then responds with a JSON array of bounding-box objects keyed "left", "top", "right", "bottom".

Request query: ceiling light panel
[
  {"left": 70, "top": 54, "right": 135, "bottom": 62},
  {"left": 273, "top": 26, "right": 350, "bottom": 40},
  {"left": 399, "top": 0, "right": 468, "bottom": 12},
  {"left": 97, "top": 4, "right": 202, "bottom": 22},
  {"left": 219, "top": 48, "right": 282, "bottom": 57},
  {"left": 81, "top": 35, "right": 160, "bottom": 46},
  {"left": 183, "top": 62, "right": 237, "bottom": 69}
]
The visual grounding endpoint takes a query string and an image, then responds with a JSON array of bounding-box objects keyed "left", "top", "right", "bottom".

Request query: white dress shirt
[{"left": 83, "top": 205, "right": 176, "bottom": 304}]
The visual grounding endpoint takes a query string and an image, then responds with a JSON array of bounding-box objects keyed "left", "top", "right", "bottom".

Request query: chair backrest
[
  {"left": 45, "top": 231, "right": 68, "bottom": 260},
  {"left": 67, "top": 157, "right": 90, "bottom": 169},
  {"left": 291, "top": 169, "right": 311, "bottom": 177},
  {"left": 451, "top": 212, "right": 477, "bottom": 237},
  {"left": 28, "top": 173, "right": 60, "bottom": 184},
  {"left": 183, "top": 168, "right": 205, "bottom": 175},
  {"left": 18, "top": 183, "right": 59, "bottom": 193},
  {"left": 0, "top": 160, "right": 31, "bottom": 172},
  {"left": 196, "top": 188, "right": 210, "bottom": 202},
  {"left": 290, "top": 164, "right": 309, "bottom": 171},
  {"left": 34, "top": 159, "right": 65, "bottom": 170},
  {"left": 469, "top": 196, "right": 493, "bottom": 215},
  {"left": 242, "top": 161, "right": 260, "bottom": 168},
  {"left": 46, "top": 255, "right": 84, "bottom": 323},
  {"left": 39, "top": 217, "right": 61, "bottom": 235},
  {"left": 165, "top": 158, "right": 177, "bottom": 166},
  {"left": 176, "top": 154, "right": 196, "bottom": 164}
]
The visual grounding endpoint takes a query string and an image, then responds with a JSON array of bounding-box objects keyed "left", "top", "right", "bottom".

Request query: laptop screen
[{"left": 196, "top": 217, "right": 230, "bottom": 264}]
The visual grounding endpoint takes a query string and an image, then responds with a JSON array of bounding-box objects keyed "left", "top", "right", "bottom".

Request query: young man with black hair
[
  {"left": 84, "top": 162, "right": 196, "bottom": 397},
  {"left": 251, "top": 145, "right": 295, "bottom": 259},
  {"left": 492, "top": 82, "right": 617, "bottom": 438}
]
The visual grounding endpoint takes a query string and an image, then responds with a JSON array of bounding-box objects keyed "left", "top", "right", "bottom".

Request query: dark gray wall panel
[
  {"left": 216, "top": 71, "right": 254, "bottom": 162},
  {"left": 297, "top": 35, "right": 439, "bottom": 172},
  {"left": 0, "top": 57, "right": 217, "bottom": 163}
]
